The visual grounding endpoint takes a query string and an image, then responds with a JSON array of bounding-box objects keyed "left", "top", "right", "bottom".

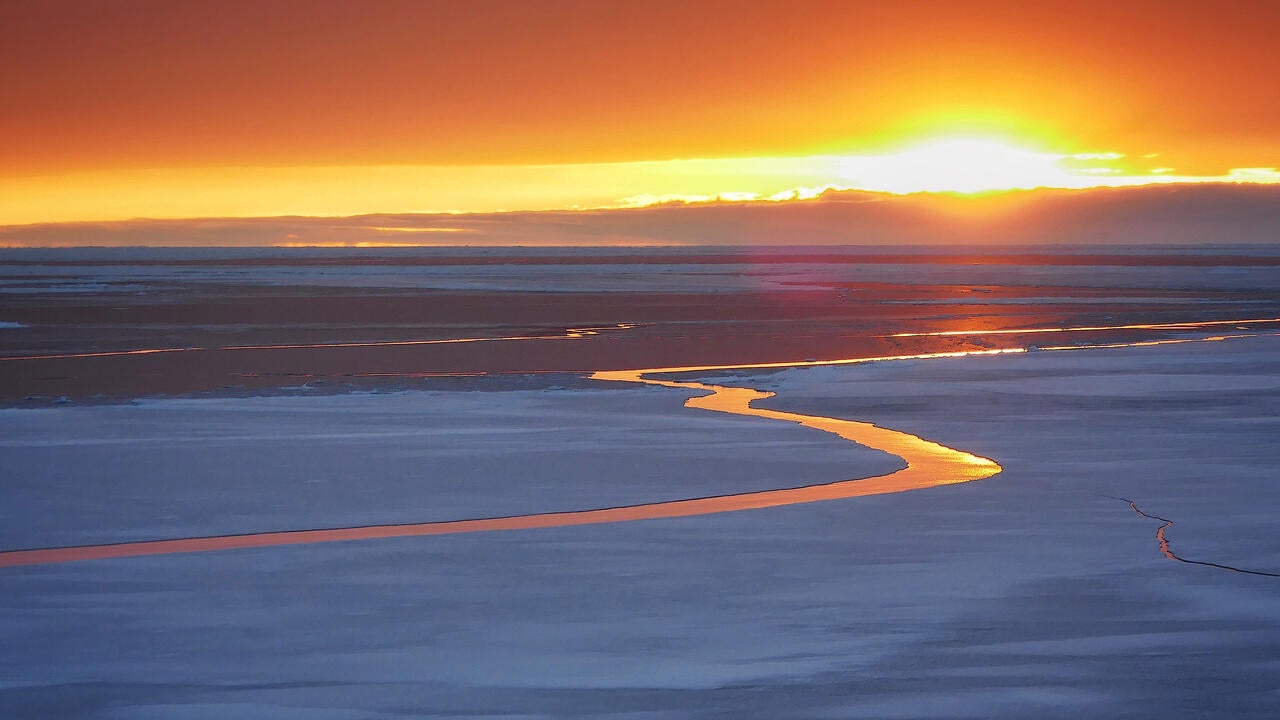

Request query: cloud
[{"left": 2, "top": 184, "right": 1279, "bottom": 249}]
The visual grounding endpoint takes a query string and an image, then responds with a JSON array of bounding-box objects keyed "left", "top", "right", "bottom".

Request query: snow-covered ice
[{"left": 3, "top": 337, "right": 1280, "bottom": 718}]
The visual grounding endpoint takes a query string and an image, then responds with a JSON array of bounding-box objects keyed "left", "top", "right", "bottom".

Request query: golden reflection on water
[
  {"left": 885, "top": 317, "right": 1280, "bottom": 338},
  {"left": 1036, "top": 333, "right": 1265, "bottom": 351},
  {"left": 593, "top": 366, "right": 1002, "bottom": 499},
  {"left": 0, "top": 326, "right": 632, "bottom": 362},
  {"left": 4, "top": 325, "right": 1274, "bottom": 568},
  {"left": 0, "top": 348, "right": 1005, "bottom": 568}
]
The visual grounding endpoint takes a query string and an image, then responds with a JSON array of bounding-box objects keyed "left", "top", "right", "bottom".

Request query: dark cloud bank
[{"left": 3, "top": 184, "right": 1278, "bottom": 249}]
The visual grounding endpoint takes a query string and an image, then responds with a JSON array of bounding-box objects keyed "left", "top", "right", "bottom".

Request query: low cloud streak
[{"left": 3, "top": 184, "right": 1279, "bottom": 249}]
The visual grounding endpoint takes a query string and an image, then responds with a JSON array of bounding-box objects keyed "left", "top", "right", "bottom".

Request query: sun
[{"left": 833, "top": 136, "right": 1079, "bottom": 194}]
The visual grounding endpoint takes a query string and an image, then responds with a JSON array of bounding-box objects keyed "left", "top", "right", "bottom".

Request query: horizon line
[{"left": 3, "top": 180, "right": 1280, "bottom": 232}]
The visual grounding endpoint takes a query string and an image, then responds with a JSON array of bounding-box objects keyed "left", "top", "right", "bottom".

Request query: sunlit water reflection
[{"left": 3, "top": 323, "right": 1275, "bottom": 568}]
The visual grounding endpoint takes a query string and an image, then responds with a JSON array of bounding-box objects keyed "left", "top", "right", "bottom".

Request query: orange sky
[{"left": 2, "top": 0, "right": 1278, "bottom": 224}]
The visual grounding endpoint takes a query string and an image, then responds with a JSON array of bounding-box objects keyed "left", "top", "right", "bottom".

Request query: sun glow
[
  {"left": 0, "top": 134, "right": 1276, "bottom": 226},
  {"left": 831, "top": 137, "right": 1082, "bottom": 194}
]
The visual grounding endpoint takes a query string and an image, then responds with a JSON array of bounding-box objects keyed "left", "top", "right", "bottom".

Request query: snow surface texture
[{"left": 3, "top": 338, "right": 1280, "bottom": 718}]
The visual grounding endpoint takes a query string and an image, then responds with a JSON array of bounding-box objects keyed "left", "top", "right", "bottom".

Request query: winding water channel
[
  {"left": 0, "top": 351, "right": 1005, "bottom": 568},
  {"left": 3, "top": 320, "right": 1278, "bottom": 569}
]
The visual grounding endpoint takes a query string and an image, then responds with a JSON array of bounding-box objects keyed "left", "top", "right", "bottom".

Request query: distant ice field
[{"left": 6, "top": 260, "right": 1280, "bottom": 293}]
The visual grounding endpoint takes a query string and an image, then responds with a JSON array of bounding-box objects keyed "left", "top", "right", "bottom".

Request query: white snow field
[{"left": 2, "top": 336, "right": 1280, "bottom": 718}]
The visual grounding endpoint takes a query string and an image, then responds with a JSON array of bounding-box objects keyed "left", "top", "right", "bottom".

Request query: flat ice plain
[{"left": 4, "top": 335, "right": 1280, "bottom": 718}]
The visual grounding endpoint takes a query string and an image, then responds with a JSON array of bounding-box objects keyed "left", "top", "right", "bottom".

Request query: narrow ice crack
[{"left": 1104, "top": 495, "right": 1280, "bottom": 578}]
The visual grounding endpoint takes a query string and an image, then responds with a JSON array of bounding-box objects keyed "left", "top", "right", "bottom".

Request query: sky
[{"left": 2, "top": 0, "right": 1279, "bottom": 229}]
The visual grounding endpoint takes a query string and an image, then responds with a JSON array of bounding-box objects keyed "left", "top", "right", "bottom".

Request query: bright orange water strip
[
  {"left": 3, "top": 326, "right": 1270, "bottom": 568},
  {"left": 1036, "top": 333, "right": 1279, "bottom": 351},
  {"left": 0, "top": 325, "right": 630, "bottom": 362},
  {"left": 0, "top": 348, "right": 1008, "bottom": 568},
  {"left": 883, "top": 317, "right": 1280, "bottom": 338}
]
